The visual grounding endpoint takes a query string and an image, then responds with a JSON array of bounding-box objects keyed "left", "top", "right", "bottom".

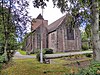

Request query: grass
[
  {"left": 17, "top": 50, "right": 36, "bottom": 56},
  {"left": 1, "top": 52, "right": 92, "bottom": 75},
  {"left": 18, "top": 50, "right": 26, "bottom": 55},
  {"left": 51, "top": 57, "right": 92, "bottom": 65},
  {"left": 1, "top": 59, "right": 77, "bottom": 75}
]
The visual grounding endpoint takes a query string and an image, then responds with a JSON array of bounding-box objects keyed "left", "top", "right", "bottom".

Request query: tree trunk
[{"left": 91, "top": 0, "right": 100, "bottom": 61}]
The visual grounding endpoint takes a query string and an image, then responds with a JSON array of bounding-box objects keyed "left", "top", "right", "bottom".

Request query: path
[
  {"left": 45, "top": 51, "right": 93, "bottom": 58},
  {"left": 13, "top": 51, "right": 93, "bottom": 59},
  {"left": 13, "top": 52, "right": 36, "bottom": 59}
]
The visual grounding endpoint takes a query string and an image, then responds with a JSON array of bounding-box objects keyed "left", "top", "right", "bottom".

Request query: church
[{"left": 24, "top": 14, "right": 81, "bottom": 53}]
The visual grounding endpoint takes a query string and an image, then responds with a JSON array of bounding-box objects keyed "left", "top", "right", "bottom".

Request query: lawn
[
  {"left": 1, "top": 59, "right": 78, "bottom": 75},
  {"left": 18, "top": 50, "right": 26, "bottom": 55},
  {"left": 1, "top": 54, "right": 92, "bottom": 75},
  {"left": 18, "top": 50, "right": 36, "bottom": 56}
]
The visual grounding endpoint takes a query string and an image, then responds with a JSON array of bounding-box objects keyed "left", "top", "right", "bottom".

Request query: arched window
[
  {"left": 67, "top": 27, "right": 74, "bottom": 40},
  {"left": 51, "top": 33, "right": 55, "bottom": 40}
]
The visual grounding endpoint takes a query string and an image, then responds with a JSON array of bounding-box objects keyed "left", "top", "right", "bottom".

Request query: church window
[
  {"left": 67, "top": 27, "right": 74, "bottom": 40},
  {"left": 37, "top": 33, "right": 41, "bottom": 49},
  {"left": 51, "top": 33, "right": 55, "bottom": 40}
]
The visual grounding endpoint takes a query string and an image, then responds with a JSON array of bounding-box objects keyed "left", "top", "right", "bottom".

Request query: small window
[{"left": 67, "top": 27, "right": 74, "bottom": 40}]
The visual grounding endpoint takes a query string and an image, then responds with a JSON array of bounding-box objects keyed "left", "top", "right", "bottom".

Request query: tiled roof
[
  {"left": 47, "top": 15, "right": 66, "bottom": 33},
  {"left": 31, "top": 14, "right": 71, "bottom": 33}
]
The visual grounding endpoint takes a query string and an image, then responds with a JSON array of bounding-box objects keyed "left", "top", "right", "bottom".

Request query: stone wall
[{"left": 48, "top": 24, "right": 81, "bottom": 52}]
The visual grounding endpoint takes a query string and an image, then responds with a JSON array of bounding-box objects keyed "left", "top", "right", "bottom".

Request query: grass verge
[
  {"left": 18, "top": 50, "right": 26, "bottom": 55},
  {"left": 1, "top": 59, "right": 77, "bottom": 75},
  {"left": 17, "top": 50, "right": 36, "bottom": 56}
]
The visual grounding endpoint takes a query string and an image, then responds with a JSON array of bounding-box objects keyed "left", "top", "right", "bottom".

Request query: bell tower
[{"left": 31, "top": 14, "right": 48, "bottom": 31}]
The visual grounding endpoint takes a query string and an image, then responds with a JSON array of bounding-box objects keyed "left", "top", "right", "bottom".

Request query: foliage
[
  {"left": 76, "top": 61, "right": 100, "bottom": 75},
  {"left": 43, "top": 48, "right": 53, "bottom": 54},
  {"left": 22, "top": 31, "right": 35, "bottom": 52},
  {"left": 33, "top": 0, "right": 49, "bottom": 8},
  {"left": 0, "top": 54, "right": 8, "bottom": 73},
  {"left": 12, "top": 0, "right": 32, "bottom": 41},
  {"left": 81, "top": 32, "right": 88, "bottom": 42},
  {"left": 36, "top": 49, "right": 45, "bottom": 62},
  {"left": 36, "top": 52, "right": 45, "bottom": 62},
  {"left": 36, "top": 48, "right": 53, "bottom": 62},
  {"left": 85, "top": 24, "right": 92, "bottom": 38},
  {"left": 18, "top": 49, "right": 26, "bottom": 55},
  {"left": 0, "top": 0, "right": 32, "bottom": 43},
  {"left": 82, "top": 42, "right": 89, "bottom": 50},
  {"left": 85, "top": 53, "right": 92, "bottom": 58},
  {"left": 0, "top": 2, "right": 17, "bottom": 47},
  {"left": 0, "top": 63, "right": 2, "bottom": 72},
  {"left": 0, "top": 5, "right": 18, "bottom": 63}
]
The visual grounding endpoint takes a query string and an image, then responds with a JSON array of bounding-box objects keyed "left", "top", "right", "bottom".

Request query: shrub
[
  {"left": 36, "top": 48, "right": 53, "bottom": 62},
  {"left": 18, "top": 49, "right": 26, "bottom": 55},
  {"left": 36, "top": 53, "right": 45, "bottom": 62},
  {"left": 0, "top": 55, "right": 4, "bottom": 73},
  {"left": 76, "top": 61, "right": 100, "bottom": 75},
  {"left": 82, "top": 43, "right": 89, "bottom": 50},
  {"left": 0, "top": 63, "right": 2, "bottom": 74},
  {"left": 44, "top": 48, "right": 53, "bottom": 54},
  {"left": 85, "top": 53, "right": 92, "bottom": 58}
]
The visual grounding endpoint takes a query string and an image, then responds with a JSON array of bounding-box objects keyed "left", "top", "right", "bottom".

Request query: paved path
[
  {"left": 13, "top": 51, "right": 93, "bottom": 59},
  {"left": 13, "top": 52, "right": 36, "bottom": 59},
  {"left": 45, "top": 51, "right": 93, "bottom": 58}
]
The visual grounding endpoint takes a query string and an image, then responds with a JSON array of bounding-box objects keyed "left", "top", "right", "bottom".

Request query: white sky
[
  {"left": 27, "top": 1, "right": 84, "bottom": 32},
  {"left": 28, "top": 0, "right": 65, "bottom": 25}
]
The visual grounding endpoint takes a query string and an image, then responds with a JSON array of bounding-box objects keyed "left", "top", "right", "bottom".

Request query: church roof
[
  {"left": 31, "top": 14, "right": 71, "bottom": 33},
  {"left": 36, "top": 14, "right": 44, "bottom": 20},
  {"left": 47, "top": 15, "right": 66, "bottom": 33}
]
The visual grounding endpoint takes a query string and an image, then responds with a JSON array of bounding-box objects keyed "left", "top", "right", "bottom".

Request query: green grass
[
  {"left": 18, "top": 50, "right": 26, "bottom": 55},
  {"left": 52, "top": 58, "right": 92, "bottom": 65},
  {"left": 17, "top": 50, "right": 36, "bottom": 56},
  {"left": 1, "top": 59, "right": 75, "bottom": 75}
]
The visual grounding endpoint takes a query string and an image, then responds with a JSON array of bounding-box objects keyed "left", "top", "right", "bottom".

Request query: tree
[
  {"left": 0, "top": 5, "right": 17, "bottom": 52},
  {"left": 91, "top": 0, "right": 100, "bottom": 61},
  {"left": 0, "top": 0, "right": 32, "bottom": 42},
  {"left": 0, "top": 0, "right": 26, "bottom": 61},
  {"left": 11, "top": 0, "right": 32, "bottom": 42},
  {"left": 0, "top": 0, "right": 32, "bottom": 48},
  {"left": 33, "top": 0, "right": 100, "bottom": 61},
  {"left": 85, "top": 24, "right": 92, "bottom": 39}
]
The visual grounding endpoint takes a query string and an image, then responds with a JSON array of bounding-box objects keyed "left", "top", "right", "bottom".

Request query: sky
[
  {"left": 27, "top": 0, "right": 85, "bottom": 32},
  {"left": 28, "top": 0, "right": 65, "bottom": 25}
]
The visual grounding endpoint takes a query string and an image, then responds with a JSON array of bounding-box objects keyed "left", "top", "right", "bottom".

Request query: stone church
[{"left": 24, "top": 14, "right": 81, "bottom": 53}]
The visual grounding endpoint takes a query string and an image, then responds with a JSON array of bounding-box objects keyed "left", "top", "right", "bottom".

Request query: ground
[
  {"left": 13, "top": 51, "right": 36, "bottom": 59},
  {"left": 1, "top": 59, "right": 72, "bottom": 75},
  {"left": 1, "top": 51, "right": 92, "bottom": 75}
]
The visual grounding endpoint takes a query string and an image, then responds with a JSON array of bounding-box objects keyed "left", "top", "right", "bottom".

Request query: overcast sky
[
  {"left": 28, "top": 0, "right": 65, "bottom": 25},
  {"left": 27, "top": 1, "right": 84, "bottom": 32}
]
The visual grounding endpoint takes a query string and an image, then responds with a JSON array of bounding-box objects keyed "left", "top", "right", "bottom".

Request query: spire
[{"left": 36, "top": 14, "right": 44, "bottom": 20}]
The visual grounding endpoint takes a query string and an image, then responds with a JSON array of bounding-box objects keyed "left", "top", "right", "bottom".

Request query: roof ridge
[
  {"left": 47, "top": 15, "right": 66, "bottom": 33},
  {"left": 49, "top": 15, "right": 66, "bottom": 26}
]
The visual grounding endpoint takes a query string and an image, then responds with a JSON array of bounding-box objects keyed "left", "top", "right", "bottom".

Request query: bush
[
  {"left": 76, "top": 61, "right": 100, "bottom": 75},
  {"left": 44, "top": 48, "right": 53, "bottom": 54},
  {"left": 18, "top": 50, "right": 26, "bottom": 55},
  {"left": 82, "top": 43, "right": 89, "bottom": 50},
  {"left": 0, "top": 55, "right": 4, "bottom": 73},
  {"left": 36, "top": 48, "right": 53, "bottom": 62},
  {"left": 85, "top": 53, "right": 92, "bottom": 58},
  {"left": 36, "top": 53, "right": 45, "bottom": 62}
]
